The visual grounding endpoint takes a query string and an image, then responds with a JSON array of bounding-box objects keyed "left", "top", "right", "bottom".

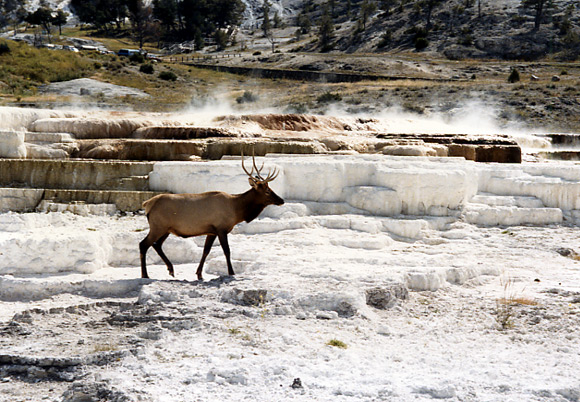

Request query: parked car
[
  {"left": 117, "top": 48, "right": 140, "bottom": 57},
  {"left": 79, "top": 45, "right": 98, "bottom": 51},
  {"left": 146, "top": 53, "right": 162, "bottom": 62}
]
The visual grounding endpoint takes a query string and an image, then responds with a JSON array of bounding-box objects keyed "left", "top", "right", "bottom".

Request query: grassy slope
[
  {"left": 1, "top": 24, "right": 579, "bottom": 131},
  {"left": 0, "top": 40, "right": 95, "bottom": 97}
]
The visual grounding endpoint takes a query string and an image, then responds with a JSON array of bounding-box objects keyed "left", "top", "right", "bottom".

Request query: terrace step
[
  {"left": 470, "top": 193, "right": 545, "bottom": 208},
  {"left": 24, "top": 132, "right": 75, "bottom": 144},
  {"left": 465, "top": 193, "right": 562, "bottom": 226},
  {"left": 37, "top": 200, "right": 118, "bottom": 216},
  {"left": 0, "top": 159, "right": 155, "bottom": 191},
  {"left": 537, "top": 150, "right": 580, "bottom": 161},
  {"left": 0, "top": 187, "right": 162, "bottom": 213}
]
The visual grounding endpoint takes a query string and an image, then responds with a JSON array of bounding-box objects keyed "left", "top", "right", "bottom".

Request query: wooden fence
[{"left": 167, "top": 53, "right": 242, "bottom": 63}]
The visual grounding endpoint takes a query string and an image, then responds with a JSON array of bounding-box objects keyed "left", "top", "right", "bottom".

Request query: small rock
[
  {"left": 551, "top": 75, "right": 561, "bottom": 82},
  {"left": 291, "top": 378, "right": 303, "bottom": 389},
  {"left": 295, "top": 312, "right": 307, "bottom": 320},
  {"left": 555, "top": 247, "right": 578, "bottom": 258},
  {"left": 316, "top": 311, "right": 338, "bottom": 320},
  {"left": 221, "top": 288, "right": 267, "bottom": 306},
  {"left": 274, "top": 306, "right": 293, "bottom": 315},
  {"left": 377, "top": 325, "right": 392, "bottom": 336},
  {"left": 366, "top": 284, "right": 409, "bottom": 309}
]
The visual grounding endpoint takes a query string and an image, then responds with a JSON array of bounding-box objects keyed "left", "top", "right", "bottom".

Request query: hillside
[
  {"left": 1, "top": 1, "right": 580, "bottom": 133},
  {"left": 17, "top": 0, "right": 580, "bottom": 60},
  {"left": 286, "top": 0, "right": 579, "bottom": 61}
]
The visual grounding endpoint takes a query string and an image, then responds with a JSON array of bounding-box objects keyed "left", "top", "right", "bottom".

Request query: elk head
[{"left": 242, "top": 150, "right": 284, "bottom": 207}]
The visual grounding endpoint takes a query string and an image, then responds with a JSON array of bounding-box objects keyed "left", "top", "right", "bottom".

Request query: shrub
[
  {"left": 0, "top": 42, "right": 10, "bottom": 55},
  {"left": 129, "top": 52, "right": 145, "bottom": 63},
  {"left": 236, "top": 90, "right": 258, "bottom": 104},
  {"left": 106, "top": 61, "right": 124, "bottom": 71},
  {"left": 507, "top": 68, "right": 520, "bottom": 83},
  {"left": 215, "top": 30, "right": 228, "bottom": 51},
  {"left": 93, "top": 62, "right": 102, "bottom": 70},
  {"left": 377, "top": 30, "right": 392, "bottom": 48},
  {"left": 285, "top": 103, "right": 308, "bottom": 114},
  {"left": 140, "top": 63, "right": 154, "bottom": 74},
  {"left": 459, "top": 34, "right": 474, "bottom": 46},
  {"left": 414, "top": 37, "right": 429, "bottom": 50},
  {"left": 410, "top": 26, "right": 429, "bottom": 51},
  {"left": 159, "top": 71, "right": 177, "bottom": 81},
  {"left": 327, "top": 339, "right": 347, "bottom": 349},
  {"left": 317, "top": 91, "right": 342, "bottom": 103}
]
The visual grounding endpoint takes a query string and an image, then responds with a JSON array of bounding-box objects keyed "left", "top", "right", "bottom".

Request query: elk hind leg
[
  {"left": 196, "top": 235, "right": 216, "bottom": 281},
  {"left": 152, "top": 233, "right": 174, "bottom": 277},
  {"left": 139, "top": 234, "right": 154, "bottom": 279},
  {"left": 139, "top": 230, "right": 167, "bottom": 279}
]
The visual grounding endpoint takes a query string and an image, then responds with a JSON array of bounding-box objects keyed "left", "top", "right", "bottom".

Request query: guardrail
[{"left": 167, "top": 53, "right": 242, "bottom": 63}]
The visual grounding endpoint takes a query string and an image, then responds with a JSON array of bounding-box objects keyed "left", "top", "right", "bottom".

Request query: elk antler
[
  {"left": 261, "top": 167, "right": 279, "bottom": 183},
  {"left": 241, "top": 149, "right": 256, "bottom": 181},
  {"left": 241, "top": 149, "right": 278, "bottom": 183},
  {"left": 251, "top": 151, "right": 265, "bottom": 180}
]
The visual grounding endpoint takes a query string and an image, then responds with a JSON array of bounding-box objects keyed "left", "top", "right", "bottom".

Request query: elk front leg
[
  {"left": 217, "top": 231, "right": 235, "bottom": 276},
  {"left": 196, "top": 234, "right": 216, "bottom": 281}
]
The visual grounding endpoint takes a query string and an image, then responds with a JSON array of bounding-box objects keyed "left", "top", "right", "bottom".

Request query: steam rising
[{"left": 0, "top": 92, "right": 554, "bottom": 153}]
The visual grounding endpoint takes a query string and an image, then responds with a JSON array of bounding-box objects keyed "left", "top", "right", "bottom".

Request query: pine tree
[
  {"left": 521, "top": 0, "right": 553, "bottom": 31},
  {"left": 360, "top": 0, "right": 377, "bottom": 30},
  {"left": 318, "top": 5, "right": 334, "bottom": 51},
  {"left": 52, "top": 9, "right": 68, "bottom": 36},
  {"left": 262, "top": 1, "right": 271, "bottom": 37}
]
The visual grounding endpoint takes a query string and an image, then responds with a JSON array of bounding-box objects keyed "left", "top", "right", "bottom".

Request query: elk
[{"left": 139, "top": 153, "right": 284, "bottom": 280}]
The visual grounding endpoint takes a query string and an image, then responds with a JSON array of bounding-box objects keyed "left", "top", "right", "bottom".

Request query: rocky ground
[{"left": 1, "top": 220, "right": 580, "bottom": 402}]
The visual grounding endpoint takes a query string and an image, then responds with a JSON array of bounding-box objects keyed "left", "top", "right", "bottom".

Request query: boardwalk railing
[{"left": 167, "top": 53, "right": 242, "bottom": 63}]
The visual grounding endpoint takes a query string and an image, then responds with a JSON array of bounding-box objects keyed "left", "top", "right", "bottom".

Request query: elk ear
[{"left": 248, "top": 178, "right": 258, "bottom": 189}]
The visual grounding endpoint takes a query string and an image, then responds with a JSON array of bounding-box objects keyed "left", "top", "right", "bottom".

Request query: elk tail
[{"left": 142, "top": 196, "right": 159, "bottom": 216}]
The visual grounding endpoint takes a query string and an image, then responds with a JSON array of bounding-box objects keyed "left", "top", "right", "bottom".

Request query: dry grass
[
  {"left": 327, "top": 339, "right": 348, "bottom": 349},
  {"left": 497, "top": 296, "right": 539, "bottom": 307},
  {"left": 58, "top": 26, "right": 159, "bottom": 54},
  {"left": 91, "top": 342, "right": 118, "bottom": 353},
  {"left": 495, "top": 275, "right": 539, "bottom": 330}
]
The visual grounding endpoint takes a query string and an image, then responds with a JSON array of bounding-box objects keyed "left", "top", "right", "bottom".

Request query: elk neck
[{"left": 236, "top": 188, "right": 268, "bottom": 223}]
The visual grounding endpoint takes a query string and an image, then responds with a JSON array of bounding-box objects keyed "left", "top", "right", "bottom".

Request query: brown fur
[{"left": 139, "top": 179, "right": 284, "bottom": 280}]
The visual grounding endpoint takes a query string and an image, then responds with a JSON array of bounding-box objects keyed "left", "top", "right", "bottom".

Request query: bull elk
[{"left": 139, "top": 153, "right": 284, "bottom": 280}]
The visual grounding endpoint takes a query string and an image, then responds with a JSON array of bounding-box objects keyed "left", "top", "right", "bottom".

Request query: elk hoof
[
  {"left": 197, "top": 274, "right": 204, "bottom": 281},
  {"left": 169, "top": 270, "right": 175, "bottom": 277}
]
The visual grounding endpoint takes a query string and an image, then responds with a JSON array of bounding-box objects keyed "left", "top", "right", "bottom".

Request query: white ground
[
  {"left": 39, "top": 78, "right": 150, "bottom": 99},
  {"left": 1, "top": 154, "right": 580, "bottom": 401}
]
